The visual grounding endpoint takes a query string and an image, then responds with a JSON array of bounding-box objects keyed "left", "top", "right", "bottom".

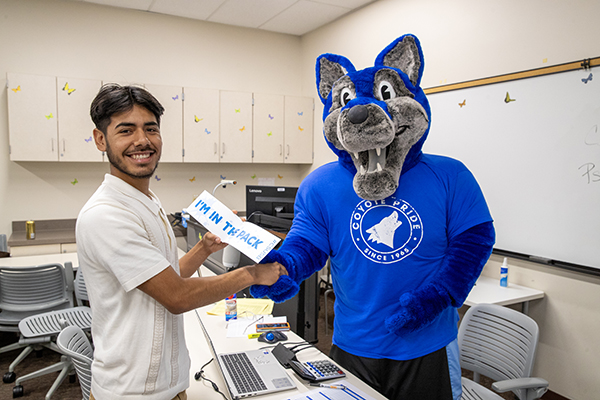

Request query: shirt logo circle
[{"left": 350, "top": 197, "right": 423, "bottom": 264}]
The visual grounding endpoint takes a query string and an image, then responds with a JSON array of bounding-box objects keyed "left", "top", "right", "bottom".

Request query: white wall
[
  {"left": 0, "top": 0, "right": 308, "bottom": 237},
  {"left": 300, "top": 1, "right": 600, "bottom": 399}
]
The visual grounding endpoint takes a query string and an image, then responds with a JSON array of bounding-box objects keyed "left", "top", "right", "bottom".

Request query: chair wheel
[
  {"left": 3, "top": 371, "right": 16, "bottom": 383},
  {"left": 12, "top": 385, "right": 24, "bottom": 398}
]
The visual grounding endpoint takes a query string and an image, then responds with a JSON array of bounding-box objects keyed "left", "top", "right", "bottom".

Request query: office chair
[
  {"left": 10, "top": 268, "right": 92, "bottom": 399},
  {"left": 0, "top": 262, "right": 74, "bottom": 383},
  {"left": 459, "top": 303, "right": 549, "bottom": 400},
  {"left": 56, "top": 325, "right": 93, "bottom": 400}
]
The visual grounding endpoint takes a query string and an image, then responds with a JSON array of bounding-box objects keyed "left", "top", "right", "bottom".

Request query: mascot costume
[{"left": 251, "top": 34, "right": 495, "bottom": 399}]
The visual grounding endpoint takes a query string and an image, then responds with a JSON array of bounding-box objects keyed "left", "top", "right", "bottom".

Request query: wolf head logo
[
  {"left": 316, "top": 34, "right": 431, "bottom": 201},
  {"left": 366, "top": 211, "right": 402, "bottom": 249}
]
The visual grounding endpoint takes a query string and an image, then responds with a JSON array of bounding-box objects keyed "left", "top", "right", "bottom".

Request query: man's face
[{"left": 94, "top": 105, "right": 162, "bottom": 184}]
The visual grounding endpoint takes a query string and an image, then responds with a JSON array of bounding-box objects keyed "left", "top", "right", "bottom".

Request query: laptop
[{"left": 195, "top": 310, "right": 296, "bottom": 399}]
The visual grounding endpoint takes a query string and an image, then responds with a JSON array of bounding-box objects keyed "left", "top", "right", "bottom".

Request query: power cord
[{"left": 194, "top": 358, "right": 228, "bottom": 400}]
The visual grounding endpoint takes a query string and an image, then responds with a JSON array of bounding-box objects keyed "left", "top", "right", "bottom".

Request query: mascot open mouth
[{"left": 352, "top": 125, "right": 410, "bottom": 175}]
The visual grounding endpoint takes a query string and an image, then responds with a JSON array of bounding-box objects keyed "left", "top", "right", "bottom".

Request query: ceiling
[{"left": 71, "top": 0, "right": 377, "bottom": 36}]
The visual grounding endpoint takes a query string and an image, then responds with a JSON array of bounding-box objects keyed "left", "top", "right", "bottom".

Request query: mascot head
[{"left": 316, "top": 34, "right": 431, "bottom": 200}]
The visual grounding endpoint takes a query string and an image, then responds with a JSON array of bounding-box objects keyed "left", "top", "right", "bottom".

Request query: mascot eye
[
  {"left": 340, "top": 88, "right": 355, "bottom": 106},
  {"left": 378, "top": 80, "right": 396, "bottom": 101}
]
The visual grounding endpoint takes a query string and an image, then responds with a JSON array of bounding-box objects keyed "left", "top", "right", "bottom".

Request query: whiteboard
[{"left": 423, "top": 66, "right": 600, "bottom": 271}]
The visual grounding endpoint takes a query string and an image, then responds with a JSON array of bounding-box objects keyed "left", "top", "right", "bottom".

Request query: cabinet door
[
  {"left": 220, "top": 91, "right": 253, "bottom": 163},
  {"left": 145, "top": 84, "right": 183, "bottom": 162},
  {"left": 183, "top": 87, "right": 220, "bottom": 163},
  {"left": 253, "top": 93, "right": 284, "bottom": 163},
  {"left": 57, "top": 77, "right": 103, "bottom": 162},
  {"left": 284, "top": 96, "right": 314, "bottom": 164},
  {"left": 7, "top": 73, "right": 58, "bottom": 161}
]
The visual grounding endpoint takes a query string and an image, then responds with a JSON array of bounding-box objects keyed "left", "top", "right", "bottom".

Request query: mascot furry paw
[{"left": 251, "top": 34, "right": 494, "bottom": 355}]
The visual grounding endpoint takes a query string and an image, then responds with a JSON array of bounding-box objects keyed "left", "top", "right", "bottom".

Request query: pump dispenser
[{"left": 500, "top": 257, "right": 509, "bottom": 287}]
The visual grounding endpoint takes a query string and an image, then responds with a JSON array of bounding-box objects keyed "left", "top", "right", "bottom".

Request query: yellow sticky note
[{"left": 207, "top": 298, "right": 274, "bottom": 316}]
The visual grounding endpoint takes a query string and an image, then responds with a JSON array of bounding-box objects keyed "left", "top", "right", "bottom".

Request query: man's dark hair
[{"left": 90, "top": 84, "right": 165, "bottom": 134}]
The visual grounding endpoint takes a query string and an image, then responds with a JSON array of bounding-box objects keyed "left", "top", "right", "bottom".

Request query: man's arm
[
  {"left": 178, "top": 231, "right": 227, "bottom": 278},
  {"left": 138, "top": 261, "right": 287, "bottom": 315}
]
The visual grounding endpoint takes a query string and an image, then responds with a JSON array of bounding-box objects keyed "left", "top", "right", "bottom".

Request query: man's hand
[
  {"left": 200, "top": 231, "right": 228, "bottom": 254},
  {"left": 246, "top": 262, "right": 288, "bottom": 286}
]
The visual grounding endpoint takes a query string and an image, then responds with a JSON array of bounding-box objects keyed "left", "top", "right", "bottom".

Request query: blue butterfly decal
[{"left": 582, "top": 73, "right": 593, "bottom": 84}]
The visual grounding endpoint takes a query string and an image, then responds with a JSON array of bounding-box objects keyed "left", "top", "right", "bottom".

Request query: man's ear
[
  {"left": 93, "top": 128, "right": 106, "bottom": 152},
  {"left": 316, "top": 53, "right": 355, "bottom": 105}
]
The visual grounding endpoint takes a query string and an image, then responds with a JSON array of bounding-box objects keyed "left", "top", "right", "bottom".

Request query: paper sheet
[
  {"left": 185, "top": 191, "right": 281, "bottom": 263},
  {"left": 207, "top": 298, "right": 274, "bottom": 316},
  {"left": 281, "top": 380, "right": 374, "bottom": 400}
]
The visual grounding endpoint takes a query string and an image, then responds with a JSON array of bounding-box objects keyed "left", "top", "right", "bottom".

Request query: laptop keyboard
[{"left": 222, "top": 353, "right": 268, "bottom": 394}]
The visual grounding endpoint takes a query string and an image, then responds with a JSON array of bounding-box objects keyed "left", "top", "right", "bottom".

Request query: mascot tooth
[{"left": 251, "top": 34, "right": 495, "bottom": 400}]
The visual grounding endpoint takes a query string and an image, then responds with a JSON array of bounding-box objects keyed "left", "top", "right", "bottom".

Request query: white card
[{"left": 185, "top": 191, "right": 281, "bottom": 263}]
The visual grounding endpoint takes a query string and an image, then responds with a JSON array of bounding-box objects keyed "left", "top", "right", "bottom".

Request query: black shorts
[{"left": 330, "top": 344, "right": 453, "bottom": 400}]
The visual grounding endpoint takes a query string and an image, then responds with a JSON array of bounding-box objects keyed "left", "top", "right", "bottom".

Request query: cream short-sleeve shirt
[{"left": 77, "top": 174, "right": 190, "bottom": 400}]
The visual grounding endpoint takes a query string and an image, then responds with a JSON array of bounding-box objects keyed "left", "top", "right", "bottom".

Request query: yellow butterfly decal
[
  {"left": 189, "top": 176, "right": 196, "bottom": 182},
  {"left": 239, "top": 126, "right": 246, "bottom": 132},
  {"left": 45, "top": 113, "right": 53, "bottom": 120},
  {"left": 251, "top": 174, "right": 257, "bottom": 179},
  {"left": 298, "top": 126, "right": 304, "bottom": 131},
  {"left": 278, "top": 174, "right": 283, "bottom": 179},
  {"left": 63, "top": 82, "right": 76, "bottom": 95},
  {"left": 11, "top": 85, "right": 21, "bottom": 93},
  {"left": 235, "top": 109, "right": 241, "bottom": 113},
  {"left": 194, "top": 115, "right": 203, "bottom": 123},
  {"left": 504, "top": 92, "right": 516, "bottom": 103},
  {"left": 71, "top": 178, "right": 78, "bottom": 185},
  {"left": 267, "top": 132, "right": 272, "bottom": 137},
  {"left": 458, "top": 100, "right": 466, "bottom": 108}
]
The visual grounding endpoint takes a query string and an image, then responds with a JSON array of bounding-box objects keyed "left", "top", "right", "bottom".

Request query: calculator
[{"left": 289, "top": 359, "right": 346, "bottom": 382}]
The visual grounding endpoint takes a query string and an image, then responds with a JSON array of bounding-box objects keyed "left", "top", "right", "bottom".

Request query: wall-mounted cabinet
[
  {"left": 7, "top": 73, "right": 103, "bottom": 162},
  {"left": 183, "top": 87, "right": 220, "bottom": 163},
  {"left": 57, "top": 77, "right": 103, "bottom": 162},
  {"left": 7, "top": 73, "right": 314, "bottom": 164},
  {"left": 220, "top": 91, "right": 253, "bottom": 163},
  {"left": 253, "top": 93, "right": 284, "bottom": 163},
  {"left": 284, "top": 96, "right": 314, "bottom": 164},
  {"left": 7, "top": 73, "right": 59, "bottom": 161}
]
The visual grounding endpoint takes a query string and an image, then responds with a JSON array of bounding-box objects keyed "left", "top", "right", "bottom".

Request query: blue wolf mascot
[{"left": 251, "top": 34, "right": 495, "bottom": 399}]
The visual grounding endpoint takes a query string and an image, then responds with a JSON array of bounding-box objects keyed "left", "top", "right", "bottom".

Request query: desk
[
  {"left": 185, "top": 265, "right": 386, "bottom": 400},
  {"left": 465, "top": 275, "right": 545, "bottom": 314},
  {"left": 0, "top": 252, "right": 78, "bottom": 269}
]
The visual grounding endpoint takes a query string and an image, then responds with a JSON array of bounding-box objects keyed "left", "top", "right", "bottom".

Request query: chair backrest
[
  {"left": 0, "top": 263, "right": 73, "bottom": 313},
  {"left": 459, "top": 303, "right": 540, "bottom": 400},
  {"left": 74, "top": 268, "right": 89, "bottom": 306},
  {"left": 57, "top": 325, "right": 93, "bottom": 400}
]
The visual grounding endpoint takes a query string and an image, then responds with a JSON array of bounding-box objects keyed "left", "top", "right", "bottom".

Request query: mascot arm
[
  {"left": 250, "top": 235, "right": 328, "bottom": 303},
  {"left": 385, "top": 221, "right": 495, "bottom": 336}
]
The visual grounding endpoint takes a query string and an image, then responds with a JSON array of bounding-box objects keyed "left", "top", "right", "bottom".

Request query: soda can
[{"left": 26, "top": 220, "right": 36, "bottom": 240}]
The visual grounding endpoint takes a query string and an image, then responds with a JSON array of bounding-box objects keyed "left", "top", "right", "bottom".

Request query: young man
[{"left": 76, "top": 84, "right": 287, "bottom": 400}]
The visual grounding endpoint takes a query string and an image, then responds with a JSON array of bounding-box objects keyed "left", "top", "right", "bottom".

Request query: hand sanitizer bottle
[
  {"left": 500, "top": 258, "right": 509, "bottom": 287},
  {"left": 225, "top": 293, "right": 237, "bottom": 321}
]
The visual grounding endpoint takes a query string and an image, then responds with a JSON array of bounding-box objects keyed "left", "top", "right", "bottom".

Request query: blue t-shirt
[{"left": 287, "top": 154, "right": 493, "bottom": 360}]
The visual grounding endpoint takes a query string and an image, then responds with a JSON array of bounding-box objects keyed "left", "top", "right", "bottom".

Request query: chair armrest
[{"left": 492, "top": 377, "right": 549, "bottom": 392}]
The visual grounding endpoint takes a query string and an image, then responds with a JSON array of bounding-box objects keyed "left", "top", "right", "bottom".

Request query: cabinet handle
[
  {"left": 222, "top": 143, "right": 226, "bottom": 155},
  {"left": 63, "top": 139, "right": 66, "bottom": 152},
  {"left": 286, "top": 144, "right": 290, "bottom": 156},
  {"left": 214, "top": 143, "right": 217, "bottom": 155},
  {"left": 51, "top": 138, "right": 55, "bottom": 152},
  {"left": 280, "top": 144, "right": 282, "bottom": 156}
]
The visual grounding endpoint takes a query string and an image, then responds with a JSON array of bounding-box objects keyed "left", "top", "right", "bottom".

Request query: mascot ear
[
  {"left": 316, "top": 53, "right": 355, "bottom": 104},
  {"left": 375, "top": 34, "right": 424, "bottom": 87}
]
